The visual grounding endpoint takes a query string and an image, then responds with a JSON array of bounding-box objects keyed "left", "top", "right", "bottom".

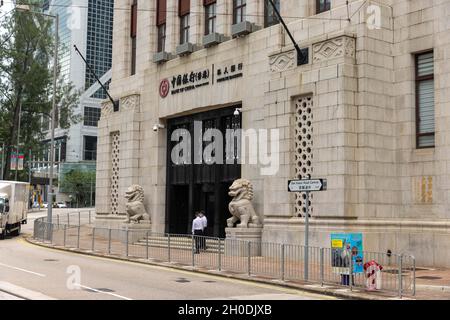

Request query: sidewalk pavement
[{"left": 413, "top": 268, "right": 450, "bottom": 300}]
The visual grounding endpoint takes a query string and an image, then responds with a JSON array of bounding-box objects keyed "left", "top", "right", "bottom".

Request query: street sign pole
[
  {"left": 287, "top": 178, "right": 327, "bottom": 282},
  {"left": 305, "top": 191, "right": 309, "bottom": 281}
]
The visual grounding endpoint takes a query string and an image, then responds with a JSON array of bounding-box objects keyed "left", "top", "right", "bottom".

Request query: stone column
[
  {"left": 190, "top": 0, "right": 204, "bottom": 46},
  {"left": 246, "top": 0, "right": 263, "bottom": 26},
  {"left": 165, "top": 0, "right": 179, "bottom": 53},
  {"left": 217, "top": 0, "right": 232, "bottom": 37}
]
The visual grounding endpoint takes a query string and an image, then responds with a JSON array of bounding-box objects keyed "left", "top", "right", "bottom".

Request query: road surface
[{"left": 0, "top": 210, "right": 337, "bottom": 300}]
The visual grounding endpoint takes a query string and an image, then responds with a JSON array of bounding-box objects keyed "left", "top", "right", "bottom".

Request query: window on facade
[
  {"left": 204, "top": 1, "right": 216, "bottom": 35},
  {"left": 157, "top": 24, "right": 166, "bottom": 52},
  {"left": 316, "top": 0, "right": 331, "bottom": 14},
  {"left": 84, "top": 136, "right": 98, "bottom": 161},
  {"left": 130, "top": 0, "right": 138, "bottom": 75},
  {"left": 157, "top": 0, "right": 167, "bottom": 52},
  {"left": 416, "top": 51, "right": 435, "bottom": 148},
  {"left": 233, "top": 0, "right": 246, "bottom": 24},
  {"left": 84, "top": 107, "right": 101, "bottom": 127},
  {"left": 264, "top": 0, "right": 280, "bottom": 28},
  {"left": 180, "top": 14, "right": 190, "bottom": 44}
]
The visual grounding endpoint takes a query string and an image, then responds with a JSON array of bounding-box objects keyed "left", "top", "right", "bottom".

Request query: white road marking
[
  {"left": 0, "top": 262, "right": 46, "bottom": 277},
  {"left": 75, "top": 284, "right": 133, "bottom": 300}
]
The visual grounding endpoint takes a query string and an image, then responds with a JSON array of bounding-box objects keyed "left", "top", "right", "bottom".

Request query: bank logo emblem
[{"left": 159, "top": 79, "right": 170, "bottom": 98}]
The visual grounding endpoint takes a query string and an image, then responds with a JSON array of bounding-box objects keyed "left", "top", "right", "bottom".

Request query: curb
[
  {"left": 0, "top": 281, "right": 56, "bottom": 300},
  {"left": 24, "top": 236, "right": 406, "bottom": 301}
]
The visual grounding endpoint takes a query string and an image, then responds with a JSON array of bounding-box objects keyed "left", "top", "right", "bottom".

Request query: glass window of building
[
  {"left": 264, "top": 0, "right": 280, "bottom": 28},
  {"left": 316, "top": 0, "right": 331, "bottom": 14},
  {"left": 416, "top": 51, "right": 435, "bottom": 148},
  {"left": 157, "top": 0, "right": 167, "bottom": 52},
  {"left": 84, "top": 107, "right": 101, "bottom": 127},
  {"left": 85, "top": 0, "right": 114, "bottom": 99},
  {"left": 179, "top": 0, "right": 190, "bottom": 44},
  {"left": 233, "top": 0, "right": 246, "bottom": 24},
  {"left": 84, "top": 136, "right": 98, "bottom": 161},
  {"left": 204, "top": 1, "right": 216, "bottom": 35}
]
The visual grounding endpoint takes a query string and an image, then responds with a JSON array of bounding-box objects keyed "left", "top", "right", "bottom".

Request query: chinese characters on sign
[
  {"left": 170, "top": 69, "right": 210, "bottom": 95},
  {"left": 159, "top": 63, "right": 244, "bottom": 98},
  {"left": 216, "top": 63, "right": 243, "bottom": 83}
]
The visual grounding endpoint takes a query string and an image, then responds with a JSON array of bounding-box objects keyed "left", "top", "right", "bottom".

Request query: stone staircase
[{"left": 133, "top": 235, "right": 224, "bottom": 253}]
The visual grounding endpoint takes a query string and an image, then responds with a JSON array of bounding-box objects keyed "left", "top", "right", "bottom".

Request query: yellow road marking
[{"left": 18, "top": 237, "right": 336, "bottom": 300}]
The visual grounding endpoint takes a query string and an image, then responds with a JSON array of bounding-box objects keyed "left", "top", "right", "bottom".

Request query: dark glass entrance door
[{"left": 166, "top": 106, "right": 241, "bottom": 238}]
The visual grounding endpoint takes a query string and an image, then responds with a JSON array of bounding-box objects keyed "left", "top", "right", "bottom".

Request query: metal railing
[{"left": 33, "top": 213, "right": 415, "bottom": 298}]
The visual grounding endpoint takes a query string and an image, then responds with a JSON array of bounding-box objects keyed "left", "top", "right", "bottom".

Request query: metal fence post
[
  {"left": 413, "top": 256, "right": 416, "bottom": 296},
  {"left": 145, "top": 231, "right": 148, "bottom": 260},
  {"left": 126, "top": 230, "right": 129, "bottom": 257},
  {"left": 320, "top": 247, "right": 324, "bottom": 287},
  {"left": 168, "top": 234, "right": 171, "bottom": 262},
  {"left": 192, "top": 234, "right": 195, "bottom": 267},
  {"left": 57, "top": 214, "right": 60, "bottom": 228},
  {"left": 67, "top": 213, "right": 70, "bottom": 227},
  {"left": 247, "top": 241, "right": 251, "bottom": 276},
  {"left": 78, "top": 211, "right": 81, "bottom": 226},
  {"left": 91, "top": 228, "right": 95, "bottom": 251},
  {"left": 77, "top": 225, "right": 80, "bottom": 249},
  {"left": 63, "top": 225, "right": 66, "bottom": 247},
  {"left": 108, "top": 229, "right": 111, "bottom": 254},
  {"left": 281, "top": 244, "right": 285, "bottom": 281},
  {"left": 218, "top": 238, "right": 222, "bottom": 271},
  {"left": 398, "top": 255, "right": 403, "bottom": 298},
  {"left": 349, "top": 254, "right": 353, "bottom": 291},
  {"left": 89, "top": 210, "right": 91, "bottom": 224}
]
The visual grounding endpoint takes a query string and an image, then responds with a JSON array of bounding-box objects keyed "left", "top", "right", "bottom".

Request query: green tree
[
  {"left": 59, "top": 169, "right": 96, "bottom": 207},
  {"left": 0, "top": 0, "right": 80, "bottom": 180}
]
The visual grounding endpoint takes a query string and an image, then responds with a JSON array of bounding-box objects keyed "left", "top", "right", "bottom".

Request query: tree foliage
[
  {"left": 59, "top": 168, "right": 96, "bottom": 207},
  {"left": 0, "top": 0, "right": 80, "bottom": 180}
]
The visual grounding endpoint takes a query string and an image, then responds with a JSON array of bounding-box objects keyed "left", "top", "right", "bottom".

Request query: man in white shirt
[
  {"left": 192, "top": 212, "right": 203, "bottom": 253},
  {"left": 199, "top": 211, "right": 207, "bottom": 250}
]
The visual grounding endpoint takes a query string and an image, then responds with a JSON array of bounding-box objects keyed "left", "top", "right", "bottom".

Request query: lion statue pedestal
[
  {"left": 95, "top": 185, "right": 152, "bottom": 244},
  {"left": 225, "top": 179, "right": 262, "bottom": 257},
  {"left": 120, "top": 185, "right": 151, "bottom": 243}
]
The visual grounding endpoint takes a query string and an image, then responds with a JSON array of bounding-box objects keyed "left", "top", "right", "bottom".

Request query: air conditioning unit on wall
[
  {"left": 231, "top": 21, "right": 260, "bottom": 38},
  {"left": 153, "top": 51, "right": 172, "bottom": 63},
  {"left": 176, "top": 42, "right": 195, "bottom": 56},
  {"left": 203, "top": 32, "right": 225, "bottom": 48}
]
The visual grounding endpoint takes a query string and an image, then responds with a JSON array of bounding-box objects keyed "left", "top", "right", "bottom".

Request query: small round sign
[{"left": 159, "top": 79, "right": 170, "bottom": 98}]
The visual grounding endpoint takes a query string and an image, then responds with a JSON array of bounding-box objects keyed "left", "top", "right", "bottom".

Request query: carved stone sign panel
[
  {"left": 269, "top": 50, "right": 296, "bottom": 73},
  {"left": 312, "top": 36, "right": 356, "bottom": 63}
]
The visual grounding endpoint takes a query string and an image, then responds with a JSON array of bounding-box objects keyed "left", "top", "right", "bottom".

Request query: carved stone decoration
[
  {"left": 312, "top": 36, "right": 356, "bottom": 63},
  {"left": 120, "top": 94, "right": 140, "bottom": 112},
  {"left": 110, "top": 132, "right": 120, "bottom": 215},
  {"left": 101, "top": 94, "right": 140, "bottom": 117},
  {"left": 269, "top": 50, "right": 296, "bottom": 73},
  {"left": 102, "top": 101, "right": 113, "bottom": 117},
  {"left": 294, "top": 96, "right": 314, "bottom": 217},
  {"left": 124, "top": 185, "right": 151, "bottom": 224},
  {"left": 227, "top": 179, "right": 261, "bottom": 228}
]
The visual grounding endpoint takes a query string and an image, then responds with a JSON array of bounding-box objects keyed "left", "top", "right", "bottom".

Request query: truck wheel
[
  {"left": 0, "top": 229, "right": 6, "bottom": 240},
  {"left": 12, "top": 224, "right": 21, "bottom": 237}
]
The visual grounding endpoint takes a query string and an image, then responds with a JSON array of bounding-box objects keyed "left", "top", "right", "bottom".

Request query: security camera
[
  {"left": 234, "top": 108, "right": 242, "bottom": 116},
  {"left": 153, "top": 124, "right": 165, "bottom": 132}
]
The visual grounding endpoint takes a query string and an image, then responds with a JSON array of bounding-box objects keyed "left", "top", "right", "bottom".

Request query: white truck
[{"left": 0, "top": 181, "right": 29, "bottom": 239}]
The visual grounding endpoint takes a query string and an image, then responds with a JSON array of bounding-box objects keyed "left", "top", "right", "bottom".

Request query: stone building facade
[{"left": 96, "top": 0, "right": 450, "bottom": 267}]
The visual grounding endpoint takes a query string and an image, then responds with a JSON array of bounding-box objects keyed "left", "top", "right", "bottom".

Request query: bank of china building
[{"left": 96, "top": 0, "right": 450, "bottom": 267}]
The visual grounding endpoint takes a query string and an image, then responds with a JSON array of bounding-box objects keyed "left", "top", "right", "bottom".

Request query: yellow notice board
[{"left": 331, "top": 239, "right": 343, "bottom": 248}]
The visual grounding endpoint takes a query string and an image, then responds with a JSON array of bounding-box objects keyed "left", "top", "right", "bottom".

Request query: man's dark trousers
[{"left": 194, "top": 230, "right": 202, "bottom": 253}]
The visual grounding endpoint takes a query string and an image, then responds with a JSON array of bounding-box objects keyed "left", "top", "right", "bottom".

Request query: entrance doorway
[{"left": 166, "top": 106, "right": 241, "bottom": 238}]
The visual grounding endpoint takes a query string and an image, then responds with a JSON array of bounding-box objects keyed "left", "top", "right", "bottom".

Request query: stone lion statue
[
  {"left": 227, "top": 179, "right": 262, "bottom": 228},
  {"left": 124, "top": 185, "right": 150, "bottom": 224}
]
